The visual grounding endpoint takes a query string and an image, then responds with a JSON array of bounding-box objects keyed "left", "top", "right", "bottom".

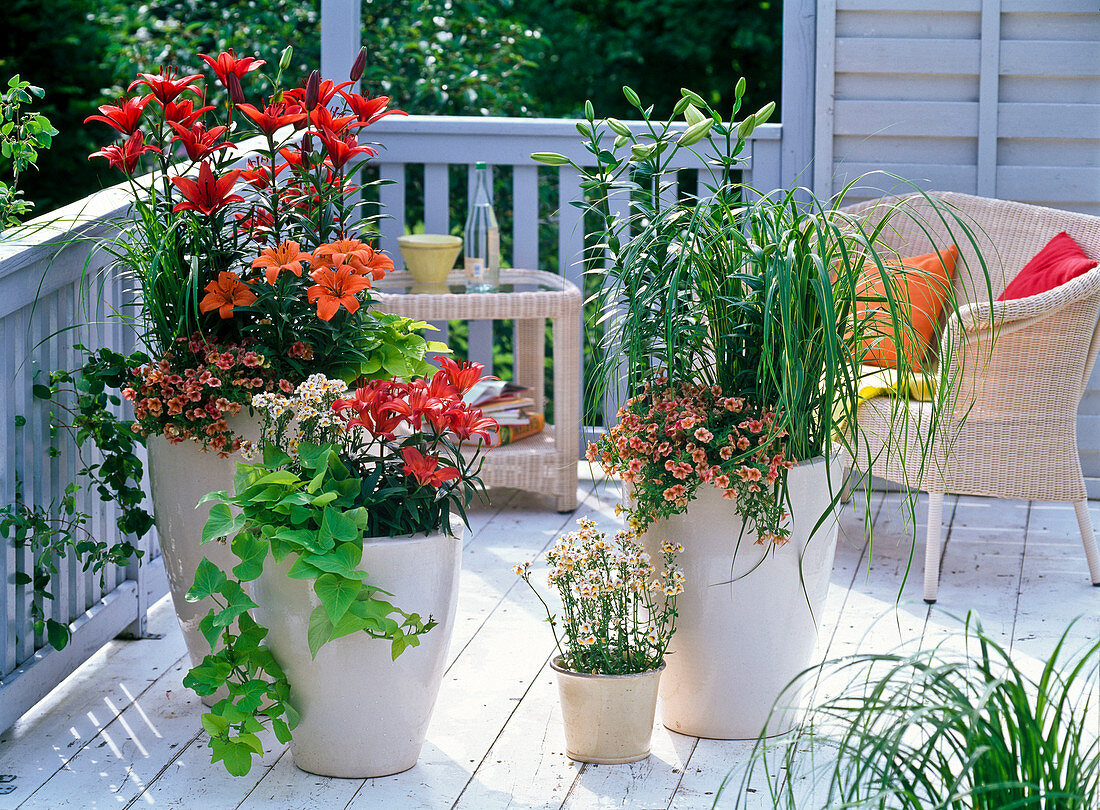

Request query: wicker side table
[{"left": 372, "top": 269, "right": 582, "bottom": 512}]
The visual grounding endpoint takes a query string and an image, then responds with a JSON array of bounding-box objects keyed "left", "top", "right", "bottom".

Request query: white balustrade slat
[
  {"left": 1, "top": 313, "right": 16, "bottom": 674},
  {"left": 464, "top": 163, "right": 494, "bottom": 373},
  {"left": 557, "top": 165, "right": 586, "bottom": 435},
  {"left": 378, "top": 163, "right": 406, "bottom": 269},
  {"left": 512, "top": 165, "right": 539, "bottom": 270},
  {"left": 14, "top": 312, "right": 34, "bottom": 664},
  {"left": 422, "top": 162, "right": 452, "bottom": 344}
]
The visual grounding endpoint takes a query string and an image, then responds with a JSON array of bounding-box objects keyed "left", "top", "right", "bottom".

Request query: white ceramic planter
[
  {"left": 551, "top": 656, "right": 663, "bottom": 764},
  {"left": 640, "top": 455, "right": 842, "bottom": 739},
  {"left": 146, "top": 414, "right": 260, "bottom": 691},
  {"left": 251, "top": 528, "right": 463, "bottom": 778}
]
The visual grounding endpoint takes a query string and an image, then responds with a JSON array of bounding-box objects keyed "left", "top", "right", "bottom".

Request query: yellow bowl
[{"left": 397, "top": 234, "right": 463, "bottom": 285}]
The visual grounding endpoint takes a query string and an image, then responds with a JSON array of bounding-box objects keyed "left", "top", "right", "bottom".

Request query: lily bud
[
  {"left": 301, "top": 132, "right": 313, "bottom": 153},
  {"left": 622, "top": 86, "right": 641, "bottom": 108},
  {"left": 226, "top": 73, "right": 245, "bottom": 106},
  {"left": 349, "top": 47, "right": 367, "bottom": 82},
  {"left": 680, "top": 88, "right": 707, "bottom": 108},
  {"left": 630, "top": 143, "right": 654, "bottom": 159},
  {"left": 531, "top": 151, "right": 570, "bottom": 166},
  {"left": 606, "top": 117, "right": 632, "bottom": 137},
  {"left": 735, "top": 77, "right": 746, "bottom": 98},
  {"left": 678, "top": 119, "right": 713, "bottom": 147},
  {"left": 584, "top": 99, "right": 594, "bottom": 120},
  {"left": 754, "top": 101, "right": 776, "bottom": 125},
  {"left": 304, "top": 70, "right": 320, "bottom": 111},
  {"left": 736, "top": 116, "right": 756, "bottom": 140},
  {"left": 279, "top": 46, "right": 293, "bottom": 72},
  {"left": 683, "top": 104, "right": 707, "bottom": 126}
]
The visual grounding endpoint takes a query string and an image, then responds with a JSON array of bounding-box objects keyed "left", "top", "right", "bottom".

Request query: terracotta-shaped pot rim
[{"left": 550, "top": 655, "right": 666, "bottom": 681}]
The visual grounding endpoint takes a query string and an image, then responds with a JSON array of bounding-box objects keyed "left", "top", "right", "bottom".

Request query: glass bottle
[{"left": 463, "top": 162, "right": 500, "bottom": 292}]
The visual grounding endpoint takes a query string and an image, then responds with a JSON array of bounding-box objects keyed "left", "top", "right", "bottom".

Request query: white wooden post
[
  {"left": 781, "top": 0, "right": 816, "bottom": 191},
  {"left": 320, "top": 0, "right": 361, "bottom": 82}
]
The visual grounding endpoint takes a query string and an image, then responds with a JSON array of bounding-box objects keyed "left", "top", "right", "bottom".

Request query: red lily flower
[
  {"left": 89, "top": 131, "right": 161, "bottom": 175},
  {"left": 436, "top": 358, "right": 487, "bottom": 396},
  {"left": 198, "top": 271, "right": 257, "bottom": 319},
  {"left": 339, "top": 90, "right": 407, "bottom": 128},
  {"left": 238, "top": 158, "right": 286, "bottom": 190},
  {"left": 400, "top": 447, "right": 460, "bottom": 488},
  {"left": 235, "top": 207, "right": 275, "bottom": 243},
  {"left": 84, "top": 96, "right": 150, "bottom": 135},
  {"left": 168, "top": 121, "right": 234, "bottom": 162},
  {"left": 308, "top": 104, "right": 357, "bottom": 134},
  {"left": 447, "top": 405, "right": 498, "bottom": 444},
  {"left": 170, "top": 162, "right": 244, "bottom": 216},
  {"left": 286, "top": 79, "right": 351, "bottom": 110},
  {"left": 333, "top": 382, "right": 411, "bottom": 440},
  {"left": 199, "top": 50, "right": 265, "bottom": 87},
  {"left": 237, "top": 101, "right": 306, "bottom": 136},
  {"left": 307, "top": 264, "right": 372, "bottom": 320},
  {"left": 128, "top": 69, "right": 203, "bottom": 106},
  {"left": 161, "top": 98, "right": 214, "bottom": 128},
  {"left": 316, "top": 129, "right": 376, "bottom": 169}
]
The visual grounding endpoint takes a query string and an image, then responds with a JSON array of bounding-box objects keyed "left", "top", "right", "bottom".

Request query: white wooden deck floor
[{"left": 2, "top": 470, "right": 1098, "bottom": 809}]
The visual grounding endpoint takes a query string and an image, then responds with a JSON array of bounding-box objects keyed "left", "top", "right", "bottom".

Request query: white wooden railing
[
  {"left": 0, "top": 186, "right": 166, "bottom": 732},
  {"left": 0, "top": 115, "right": 782, "bottom": 730}
]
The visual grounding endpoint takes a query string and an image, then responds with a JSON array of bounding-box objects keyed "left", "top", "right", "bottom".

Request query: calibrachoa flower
[
  {"left": 587, "top": 380, "right": 794, "bottom": 545},
  {"left": 124, "top": 336, "right": 292, "bottom": 455},
  {"left": 515, "top": 519, "right": 682, "bottom": 675}
]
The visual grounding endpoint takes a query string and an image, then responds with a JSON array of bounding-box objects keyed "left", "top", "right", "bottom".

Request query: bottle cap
[{"left": 475, "top": 161, "right": 487, "bottom": 170}]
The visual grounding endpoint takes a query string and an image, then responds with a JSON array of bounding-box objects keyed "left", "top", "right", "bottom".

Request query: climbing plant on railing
[{"left": 0, "top": 346, "right": 154, "bottom": 651}]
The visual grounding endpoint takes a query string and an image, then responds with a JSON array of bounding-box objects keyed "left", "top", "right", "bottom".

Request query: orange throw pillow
[{"left": 854, "top": 245, "right": 959, "bottom": 370}]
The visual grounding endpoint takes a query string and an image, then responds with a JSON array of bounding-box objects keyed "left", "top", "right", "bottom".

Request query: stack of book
[{"left": 463, "top": 379, "right": 546, "bottom": 447}]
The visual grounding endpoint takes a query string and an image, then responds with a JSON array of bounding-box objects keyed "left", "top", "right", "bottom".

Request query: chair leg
[
  {"left": 924, "top": 492, "right": 945, "bottom": 604},
  {"left": 840, "top": 466, "right": 853, "bottom": 505},
  {"left": 1072, "top": 500, "right": 1100, "bottom": 586}
]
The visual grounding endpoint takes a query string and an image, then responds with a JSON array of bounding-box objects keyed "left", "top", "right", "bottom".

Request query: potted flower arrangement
[
  {"left": 85, "top": 47, "right": 445, "bottom": 675},
  {"left": 184, "top": 358, "right": 497, "bottom": 778},
  {"left": 535, "top": 83, "right": 985, "bottom": 738},
  {"left": 514, "top": 520, "right": 682, "bottom": 764}
]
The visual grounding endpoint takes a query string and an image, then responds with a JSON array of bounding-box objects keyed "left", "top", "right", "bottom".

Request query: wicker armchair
[{"left": 845, "top": 191, "right": 1100, "bottom": 603}]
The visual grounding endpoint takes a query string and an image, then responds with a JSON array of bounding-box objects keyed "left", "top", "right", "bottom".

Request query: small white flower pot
[{"left": 551, "top": 656, "right": 664, "bottom": 764}]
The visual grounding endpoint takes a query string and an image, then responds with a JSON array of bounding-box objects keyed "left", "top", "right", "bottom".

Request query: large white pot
[
  {"left": 251, "top": 528, "right": 462, "bottom": 778},
  {"left": 146, "top": 414, "right": 260, "bottom": 704},
  {"left": 640, "top": 455, "right": 842, "bottom": 739}
]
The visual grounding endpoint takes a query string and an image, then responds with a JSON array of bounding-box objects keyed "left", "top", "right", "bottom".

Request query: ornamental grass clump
[
  {"left": 515, "top": 518, "right": 682, "bottom": 675},
  {"left": 730, "top": 615, "right": 1100, "bottom": 809}
]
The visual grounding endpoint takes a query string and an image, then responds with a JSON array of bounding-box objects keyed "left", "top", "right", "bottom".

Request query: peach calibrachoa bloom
[
  {"left": 587, "top": 380, "right": 795, "bottom": 544},
  {"left": 252, "top": 241, "right": 313, "bottom": 285},
  {"left": 199, "top": 271, "right": 257, "bottom": 319}
]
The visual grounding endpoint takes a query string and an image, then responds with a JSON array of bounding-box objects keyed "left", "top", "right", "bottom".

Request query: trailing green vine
[
  {"left": 183, "top": 442, "right": 438, "bottom": 777},
  {"left": 0, "top": 346, "right": 154, "bottom": 652}
]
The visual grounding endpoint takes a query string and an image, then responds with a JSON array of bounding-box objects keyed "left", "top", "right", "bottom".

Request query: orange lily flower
[
  {"left": 307, "top": 264, "right": 371, "bottom": 320},
  {"left": 199, "top": 271, "right": 257, "bottom": 319},
  {"left": 313, "top": 239, "right": 393, "bottom": 280},
  {"left": 252, "top": 240, "right": 313, "bottom": 284}
]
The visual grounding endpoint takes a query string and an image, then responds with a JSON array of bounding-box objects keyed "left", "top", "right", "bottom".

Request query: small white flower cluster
[{"left": 251, "top": 374, "right": 350, "bottom": 458}]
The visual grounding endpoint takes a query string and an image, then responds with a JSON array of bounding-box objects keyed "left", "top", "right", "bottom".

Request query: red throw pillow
[{"left": 997, "top": 231, "right": 1097, "bottom": 301}]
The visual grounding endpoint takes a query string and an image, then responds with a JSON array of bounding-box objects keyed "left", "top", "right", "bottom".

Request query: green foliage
[
  {"left": 38, "top": 347, "right": 156, "bottom": 539},
  {"left": 0, "top": 480, "right": 142, "bottom": 653},
  {"left": 513, "top": 0, "right": 780, "bottom": 120},
  {"left": 0, "top": 0, "right": 119, "bottom": 214},
  {"left": 185, "top": 442, "right": 438, "bottom": 776},
  {"left": 0, "top": 75, "right": 57, "bottom": 229},
  {"left": 732, "top": 614, "right": 1100, "bottom": 809},
  {"left": 360, "top": 0, "right": 545, "bottom": 115}
]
